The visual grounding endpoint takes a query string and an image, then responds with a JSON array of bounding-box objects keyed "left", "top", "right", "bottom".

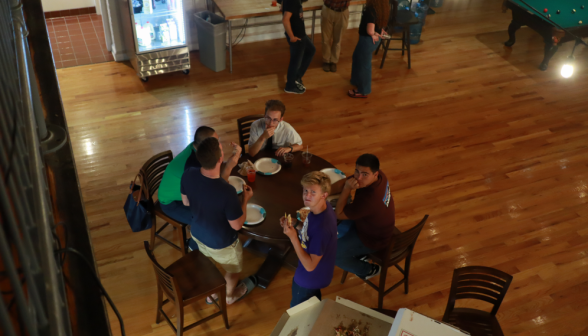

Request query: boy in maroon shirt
[{"left": 331, "top": 154, "right": 395, "bottom": 279}]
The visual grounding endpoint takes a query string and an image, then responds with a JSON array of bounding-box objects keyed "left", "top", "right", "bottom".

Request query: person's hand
[
  {"left": 283, "top": 221, "right": 298, "bottom": 240},
  {"left": 345, "top": 177, "right": 359, "bottom": 190},
  {"left": 371, "top": 33, "right": 380, "bottom": 44},
  {"left": 275, "top": 147, "right": 291, "bottom": 156},
  {"left": 262, "top": 126, "right": 276, "bottom": 140},
  {"left": 228, "top": 142, "right": 242, "bottom": 165},
  {"left": 243, "top": 184, "right": 253, "bottom": 200},
  {"left": 289, "top": 35, "right": 301, "bottom": 43},
  {"left": 279, "top": 215, "right": 290, "bottom": 228}
]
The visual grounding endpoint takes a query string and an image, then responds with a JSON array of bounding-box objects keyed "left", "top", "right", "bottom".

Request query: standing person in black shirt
[
  {"left": 347, "top": 0, "right": 389, "bottom": 98},
  {"left": 282, "top": 0, "right": 316, "bottom": 94}
]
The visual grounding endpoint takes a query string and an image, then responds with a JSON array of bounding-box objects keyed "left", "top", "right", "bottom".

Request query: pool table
[{"left": 503, "top": 0, "right": 588, "bottom": 70}]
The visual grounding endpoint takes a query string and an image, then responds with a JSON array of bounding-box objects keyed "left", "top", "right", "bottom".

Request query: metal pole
[
  {"left": 25, "top": 42, "right": 48, "bottom": 140},
  {"left": 11, "top": 0, "right": 69, "bottom": 335}
]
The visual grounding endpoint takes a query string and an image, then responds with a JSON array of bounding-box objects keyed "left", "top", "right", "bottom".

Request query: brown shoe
[
  {"left": 330, "top": 63, "right": 337, "bottom": 72},
  {"left": 323, "top": 62, "right": 330, "bottom": 72}
]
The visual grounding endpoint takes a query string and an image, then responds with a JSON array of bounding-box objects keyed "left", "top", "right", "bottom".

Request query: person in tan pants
[{"left": 321, "top": 0, "right": 350, "bottom": 72}]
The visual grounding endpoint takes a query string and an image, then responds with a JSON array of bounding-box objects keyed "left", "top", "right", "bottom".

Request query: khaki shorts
[{"left": 191, "top": 236, "right": 243, "bottom": 273}]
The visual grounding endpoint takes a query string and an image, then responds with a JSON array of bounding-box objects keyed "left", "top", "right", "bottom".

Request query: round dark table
[{"left": 230, "top": 149, "right": 336, "bottom": 288}]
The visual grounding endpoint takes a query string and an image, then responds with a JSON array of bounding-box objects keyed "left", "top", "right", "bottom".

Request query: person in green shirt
[{"left": 158, "top": 126, "right": 241, "bottom": 226}]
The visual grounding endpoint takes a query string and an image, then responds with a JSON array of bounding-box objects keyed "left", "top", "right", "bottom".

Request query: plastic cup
[
  {"left": 301, "top": 152, "right": 312, "bottom": 166},
  {"left": 247, "top": 169, "right": 256, "bottom": 183},
  {"left": 271, "top": 0, "right": 277, "bottom": 6},
  {"left": 283, "top": 153, "right": 294, "bottom": 167}
]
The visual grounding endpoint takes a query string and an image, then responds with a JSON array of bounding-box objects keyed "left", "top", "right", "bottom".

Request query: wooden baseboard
[{"left": 44, "top": 7, "right": 96, "bottom": 19}]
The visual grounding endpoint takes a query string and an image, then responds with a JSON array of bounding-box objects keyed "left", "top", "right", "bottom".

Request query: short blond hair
[{"left": 301, "top": 171, "right": 331, "bottom": 195}]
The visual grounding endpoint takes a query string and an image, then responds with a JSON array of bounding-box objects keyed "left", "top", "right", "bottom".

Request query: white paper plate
[
  {"left": 254, "top": 158, "right": 282, "bottom": 175},
  {"left": 244, "top": 204, "right": 266, "bottom": 225},
  {"left": 321, "top": 168, "right": 346, "bottom": 183},
  {"left": 228, "top": 176, "right": 246, "bottom": 194}
]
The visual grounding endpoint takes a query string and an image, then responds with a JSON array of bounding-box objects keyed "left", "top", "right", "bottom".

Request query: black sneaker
[
  {"left": 363, "top": 264, "right": 381, "bottom": 280},
  {"left": 284, "top": 86, "right": 305, "bottom": 94},
  {"left": 295, "top": 79, "right": 305, "bottom": 90}
]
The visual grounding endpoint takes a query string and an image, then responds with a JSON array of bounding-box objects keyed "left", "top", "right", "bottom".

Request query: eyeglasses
[{"left": 265, "top": 116, "right": 281, "bottom": 124}]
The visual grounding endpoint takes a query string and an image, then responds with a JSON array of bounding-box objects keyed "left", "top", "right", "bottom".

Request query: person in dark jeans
[{"left": 282, "top": 0, "right": 316, "bottom": 94}]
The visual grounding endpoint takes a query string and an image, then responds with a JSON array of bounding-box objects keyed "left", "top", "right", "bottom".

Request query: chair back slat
[
  {"left": 237, "top": 114, "right": 264, "bottom": 149},
  {"left": 456, "top": 280, "right": 504, "bottom": 293},
  {"left": 144, "top": 241, "right": 178, "bottom": 302},
  {"left": 384, "top": 215, "right": 428, "bottom": 262},
  {"left": 140, "top": 151, "right": 173, "bottom": 199},
  {"left": 444, "top": 266, "right": 513, "bottom": 318}
]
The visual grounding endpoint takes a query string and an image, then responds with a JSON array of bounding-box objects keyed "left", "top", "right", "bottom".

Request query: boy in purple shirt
[{"left": 281, "top": 171, "right": 338, "bottom": 307}]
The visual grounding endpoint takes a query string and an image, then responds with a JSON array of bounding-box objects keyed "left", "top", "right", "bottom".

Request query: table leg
[
  {"left": 504, "top": 19, "right": 521, "bottom": 47},
  {"left": 242, "top": 239, "right": 291, "bottom": 289},
  {"left": 228, "top": 20, "right": 233, "bottom": 73},
  {"left": 311, "top": 10, "right": 316, "bottom": 43}
]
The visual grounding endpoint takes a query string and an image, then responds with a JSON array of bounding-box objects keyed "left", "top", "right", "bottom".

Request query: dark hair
[
  {"left": 356, "top": 154, "right": 380, "bottom": 173},
  {"left": 265, "top": 100, "right": 286, "bottom": 117},
  {"left": 196, "top": 137, "right": 222, "bottom": 169},
  {"left": 194, "top": 126, "right": 216, "bottom": 147}
]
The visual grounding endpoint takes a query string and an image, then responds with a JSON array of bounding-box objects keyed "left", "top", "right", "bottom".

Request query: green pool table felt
[{"left": 509, "top": 0, "right": 588, "bottom": 28}]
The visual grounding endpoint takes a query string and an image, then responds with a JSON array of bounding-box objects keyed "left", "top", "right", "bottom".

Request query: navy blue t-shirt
[
  {"left": 180, "top": 167, "right": 243, "bottom": 249},
  {"left": 293, "top": 202, "right": 338, "bottom": 289}
]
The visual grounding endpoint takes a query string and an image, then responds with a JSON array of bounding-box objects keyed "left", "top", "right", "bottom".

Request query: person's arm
[
  {"left": 181, "top": 193, "right": 190, "bottom": 206},
  {"left": 228, "top": 185, "right": 253, "bottom": 230},
  {"left": 281, "top": 217, "right": 323, "bottom": 271},
  {"left": 335, "top": 177, "right": 360, "bottom": 220},
  {"left": 221, "top": 142, "right": 242, "bottom": 181},
  {"left": 335, "top": 187, "right": 351, "bottom": 220},
  {"left": 275, "top": 143, "right": 303, "bottom": 156},
  {"left": 367, "top": 23, "right": 380, "bottom": 44},
  {"left": 282, "top": 11, "right": 301, "bottom": 42},
  {"left": 249, "top": 133, "right": 269, "bottom": 157}
]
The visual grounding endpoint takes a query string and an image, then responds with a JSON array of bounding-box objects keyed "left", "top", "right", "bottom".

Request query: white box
[{"left": 388, "top": 309, "right": 469, "bottom": 336}]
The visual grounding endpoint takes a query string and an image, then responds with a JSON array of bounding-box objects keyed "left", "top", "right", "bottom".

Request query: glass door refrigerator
[{"left": 120, "top": 0, "right": 190, "bottom": 82}]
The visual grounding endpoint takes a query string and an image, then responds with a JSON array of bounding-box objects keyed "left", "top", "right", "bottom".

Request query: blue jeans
[
  {"left": 160, "top": 201, "right": 197, "bottom": 250},
  {"left": 335, "top": 221, "right": 375, "bottom": 278},
  {"left": 285, "top": 35, "right": 316, "bottom": 90},
  {"left": 350, "top": 35, "right": 381, "bottom": 95},
  {"left": 291, "top": 279, "right": 322, "bottom": 307}
]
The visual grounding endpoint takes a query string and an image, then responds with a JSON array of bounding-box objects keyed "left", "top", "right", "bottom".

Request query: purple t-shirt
[{"left": 293, "top": 202, "right": 338, "bottom": 289}]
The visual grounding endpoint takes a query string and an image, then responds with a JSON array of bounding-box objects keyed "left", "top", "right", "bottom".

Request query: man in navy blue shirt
[
  {"left": 281, "top": 171, "right": 337, "bottom": 307},
  {"left": 181, "top": 137, "right": 253, "bottom": 304}
]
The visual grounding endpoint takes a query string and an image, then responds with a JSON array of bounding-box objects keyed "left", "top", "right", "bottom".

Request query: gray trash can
[{"left": 194, "top": 11, "right": 227, "bottom": 72}]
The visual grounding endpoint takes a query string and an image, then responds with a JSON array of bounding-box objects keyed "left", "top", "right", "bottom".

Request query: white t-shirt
[{"left": 248, "top": 119, "right": 303, "bottom": 149}]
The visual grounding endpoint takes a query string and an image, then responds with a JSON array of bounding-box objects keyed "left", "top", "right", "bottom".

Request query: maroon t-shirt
[{"left": 343, "top": 171, "right": 395, "bottom": 251}]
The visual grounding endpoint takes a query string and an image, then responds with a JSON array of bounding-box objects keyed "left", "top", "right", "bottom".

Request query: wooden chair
[
  {"left": 144, "top": 242, "right": 229, "bottom": 335},
  {"left": 341, "top": 215, "right": 429, "bottom": 309},
  {"left": 442, "top": 266, "right": 513, "bottom": 336},
  {"left": 375, "top": 0, "right": 420, "bottom": 69},
  {"left": 237, "top": 114, "right": 264, "bottom": 150},
  {"left": 141, "top": 151, "right": 189, "bottom": 256}
]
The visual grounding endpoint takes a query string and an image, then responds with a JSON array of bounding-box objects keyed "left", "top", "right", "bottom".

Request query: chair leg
[
  {"left": 379, "top": 40, "right": 390, "bottom": 69},
  {"left": 150, "top": 215, "right": 157, "bottom": 250},
  {"left": 404, "top": 254, "right": 412, "bottom": 294},
  {"left": 179, "top": 225, "right": 187, "bottom": 256},
  {"left": 176, "top": 302, "right": 184, "bottom": 336},
  {"left": 340, "top": 270, "right": 349, "bottom": 284},
  {"left": 375, "top": 42, "right": 381, "bottom": 55},
  {"left": 402, "top": 30, "right": 406, "bottom": 56},
  {"left": 155, "top": 285, "right": 163, "bottom": 323},
  {"left": 220, "top": 286, "right": 230, "bottom": 329},
  {"left": 407, "top": 29, "right": 412, "bottom": 69},
  {"left": 378, "top": 264, "right": 388, "bottom": 309}
]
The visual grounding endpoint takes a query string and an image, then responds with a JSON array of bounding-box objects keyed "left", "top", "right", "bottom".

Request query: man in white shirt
[{"left": 248, "top": 100, "right": 303, "bottom": 156}]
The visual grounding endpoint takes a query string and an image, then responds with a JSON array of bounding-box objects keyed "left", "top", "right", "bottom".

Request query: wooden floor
[{"left": 56, "top": 0, "right": 588, "bottom": 335}]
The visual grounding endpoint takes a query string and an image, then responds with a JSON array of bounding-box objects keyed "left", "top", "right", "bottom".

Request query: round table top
[{"left": 231, "top": 149, "right": 336, "bottom": 242}]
